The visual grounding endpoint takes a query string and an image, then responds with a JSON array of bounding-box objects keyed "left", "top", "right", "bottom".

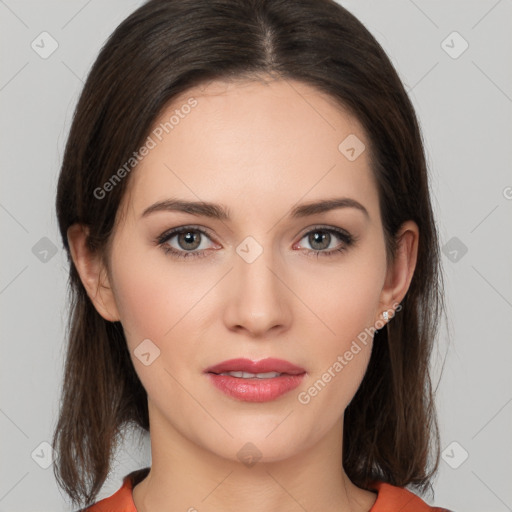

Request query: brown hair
[{"left": 53, "top": 0, "right": 444, "bottom": 508}]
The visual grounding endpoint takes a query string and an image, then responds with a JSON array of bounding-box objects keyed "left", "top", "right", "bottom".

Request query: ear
[
  {"left": 376, "top": 220, "right": 419, "bottom": 323},
  {"left": 66, "top": 223, "right": 120, "bottom": 322}
]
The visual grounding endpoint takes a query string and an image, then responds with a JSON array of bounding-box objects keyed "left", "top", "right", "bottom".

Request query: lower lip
[{"left": 206, "top": 373, "right": 305, "bottom": 402}]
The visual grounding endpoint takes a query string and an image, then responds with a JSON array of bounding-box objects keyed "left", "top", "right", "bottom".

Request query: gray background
[{"left": 1, "top": 1, "right": 511, "bottom": 511}]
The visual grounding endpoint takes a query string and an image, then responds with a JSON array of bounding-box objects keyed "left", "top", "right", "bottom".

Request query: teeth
[{"left": 219, "top": 371, "right": 282, "bottom": 379}]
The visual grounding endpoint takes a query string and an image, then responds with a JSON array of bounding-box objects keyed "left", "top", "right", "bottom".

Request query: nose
[{"left": 222, "top": 242, "right": 292, "bottom": 338}]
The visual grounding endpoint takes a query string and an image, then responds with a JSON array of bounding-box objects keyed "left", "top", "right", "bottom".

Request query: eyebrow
[{"left": 141, "top": 197, "right": 369, "bottom": 220}]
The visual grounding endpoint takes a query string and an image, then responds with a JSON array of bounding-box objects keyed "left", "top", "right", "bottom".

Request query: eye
[
  {"left": 156, "top": 226, "right": 218, "bottom": 260},
  {"left": 294, "top": 226, "right": 355, "bottom": 258},
  {"left": 156, "top": 225, "right": 356, "bottom": 260}
]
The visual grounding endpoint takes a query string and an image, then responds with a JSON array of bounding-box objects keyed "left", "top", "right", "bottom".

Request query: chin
[{"left": 198, "top": 423, "right": 316, "bottom": 466}]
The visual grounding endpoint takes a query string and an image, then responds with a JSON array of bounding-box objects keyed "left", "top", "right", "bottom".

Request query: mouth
[{"left": 204, "top": 358, "right": 306, "bottom": 402}]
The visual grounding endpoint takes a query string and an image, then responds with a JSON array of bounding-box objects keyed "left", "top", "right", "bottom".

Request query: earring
[{"left": 382, "top": 311, "right": 389, "bottom": 321}]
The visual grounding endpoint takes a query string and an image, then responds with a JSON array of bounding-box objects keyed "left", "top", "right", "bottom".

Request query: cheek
[
  {"left": 294, "top": 250, "right": 385, "bottom": 412},
  {"left": 109, "top": 238, "right": 170, "bottom": 345},
  {"left": 296, "top": 279, "right": 377, "bottom": 425},
  {"left": 112, "top": 263, "right": 170, "bottom": 344},
  {"left": 109, "top": 247, "right": 209, "bottom": 405},
  {"left": 300, "top": 253, "right": 386, "bottom": 347},
  {"left": 110, "top": 241, "right": 215, "bottom": 355}
]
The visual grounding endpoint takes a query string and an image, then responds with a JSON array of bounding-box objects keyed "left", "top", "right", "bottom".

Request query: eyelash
[{"left": 155, "top": 225, "right": 357, "bottom": 260}]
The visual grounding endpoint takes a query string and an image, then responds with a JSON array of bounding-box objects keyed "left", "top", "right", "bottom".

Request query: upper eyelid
[{"left": 158, "top": 224, "right": 214, "bottom": 239}]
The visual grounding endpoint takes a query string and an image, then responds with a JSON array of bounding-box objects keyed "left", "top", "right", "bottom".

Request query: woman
[{"left": 52, "top": 0, "right": 450, "bottom": 510}]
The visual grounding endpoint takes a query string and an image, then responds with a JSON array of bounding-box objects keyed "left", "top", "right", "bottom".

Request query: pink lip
[{"left": 204, "top": 358, "right": 306, "bottom": 403}]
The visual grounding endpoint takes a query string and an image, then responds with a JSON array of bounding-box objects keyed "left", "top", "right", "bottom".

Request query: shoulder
[
  {"left": 78, "top": 467, "right": 150, "bottom": 512},
  {"left": 369, "top": 481, "right": 454, "bottom": 512}
]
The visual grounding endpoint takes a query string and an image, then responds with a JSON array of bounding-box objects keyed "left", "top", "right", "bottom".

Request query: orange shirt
[{"left": 83, "top": 468, "right": 452, "bottom": 512}]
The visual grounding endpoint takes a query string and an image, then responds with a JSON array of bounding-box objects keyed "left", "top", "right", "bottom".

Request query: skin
[{"left": 68, "top": 76, "right": 419, "bottom": 512}]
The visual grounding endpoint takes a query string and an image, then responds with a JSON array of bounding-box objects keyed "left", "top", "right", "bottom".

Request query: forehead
[{"left": 118, "top": 77, "right": 378, "bottom": 224}]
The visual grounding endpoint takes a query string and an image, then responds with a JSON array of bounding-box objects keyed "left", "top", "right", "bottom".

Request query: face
[{"left": 92, "top": 78, "right": 402, "bottom": 463}]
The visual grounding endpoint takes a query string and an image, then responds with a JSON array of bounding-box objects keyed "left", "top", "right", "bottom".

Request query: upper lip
[{"left": 205, "top": 358, "right": 305, "bottom": 375}]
